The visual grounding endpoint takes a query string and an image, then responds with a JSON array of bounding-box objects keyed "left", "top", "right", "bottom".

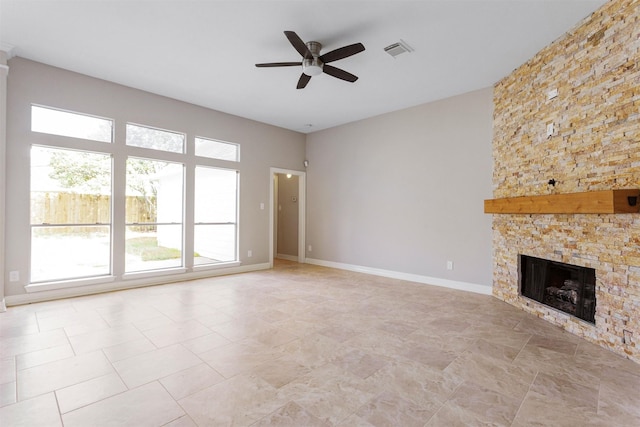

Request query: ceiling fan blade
[
  {"left": 323, "top": 64, "right": 358, "bottom": 82},
  {"left": 255, "top": 62, "right": 302, "bottom": 67},
  {"left": 285, "top": 31, "right": 313, "bottom": 59},
  {"left": 319, "top": 43, "right": 365, "bottom": 63},
  {"left": 297, "top": 73, "right": 311, "bottom": 89}
]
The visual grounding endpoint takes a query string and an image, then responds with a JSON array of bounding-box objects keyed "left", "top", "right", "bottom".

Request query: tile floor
[{"left": 1, "top": 261, "right": 639, "bottom": 426}]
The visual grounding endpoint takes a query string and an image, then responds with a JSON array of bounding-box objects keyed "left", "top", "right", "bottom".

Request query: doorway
[{"left": 269, "top": 167, "right": 306, "bottom": 267}]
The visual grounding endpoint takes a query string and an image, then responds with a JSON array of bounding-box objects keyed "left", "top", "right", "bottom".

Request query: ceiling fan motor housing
[{"left": 303, "top": 41, "right": 324, "bottom": 76}]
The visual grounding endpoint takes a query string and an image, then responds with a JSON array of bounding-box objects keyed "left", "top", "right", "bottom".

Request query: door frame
[{"left": 269, "top": 167, "right": 306, "bottom": 267}]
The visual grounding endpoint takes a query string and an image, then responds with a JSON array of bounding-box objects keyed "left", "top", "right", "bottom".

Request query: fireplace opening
[{"left": 520, "top": 255, "right": 596, "bottom": 323}]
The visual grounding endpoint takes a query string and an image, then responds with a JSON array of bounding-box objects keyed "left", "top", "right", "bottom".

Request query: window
[
  {"left": 30, "top": 146, "right": 112, "bottom": 282},
  {"left": 194, "top": 166, "right": 238, "bottom": 265},
  {"left": 28, "top": 104, "right": 241, "bottom": 287},
  {"left": 195, "top": 137, "right": 239, "bottom": 161},
  {"left": 126, "top": 124, "right": 185, "bottom": 153},
  {"left": 31, "top": 105, "right": 113, "bottom": 143},
  {"left": 125, "top": 158, "right": 184, "bottom": 273}
]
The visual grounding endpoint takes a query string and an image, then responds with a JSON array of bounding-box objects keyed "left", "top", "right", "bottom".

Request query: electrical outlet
[
  {"left": 9, "top": 271, "right": 19, "bottom": 282},
  {"left": 446, "top": 261, "right": 454, "bottom": 270},
  {"left": 308, "top": 245, "right": 312, "bottom": 252},
  {"left": 247, "top": 250, "right": 252, "bottom": 257}
]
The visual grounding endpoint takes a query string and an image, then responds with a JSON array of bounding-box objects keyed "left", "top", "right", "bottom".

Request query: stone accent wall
[{"left": 492, "top": 0, "right": 640, "bottom": 362}]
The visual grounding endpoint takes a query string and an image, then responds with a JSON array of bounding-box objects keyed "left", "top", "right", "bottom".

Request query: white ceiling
[{"left": 1, "top": 0, "right": 607, "bottom": 133}]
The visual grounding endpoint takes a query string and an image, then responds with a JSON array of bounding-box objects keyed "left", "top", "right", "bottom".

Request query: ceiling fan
[{"left": 256, "top": 31, "right": 365, "bottom": 89}]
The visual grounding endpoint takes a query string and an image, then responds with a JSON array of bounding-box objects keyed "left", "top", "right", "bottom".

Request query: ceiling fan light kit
[{"left": 256, "top": 30, "right": 365, "bottom": 89}]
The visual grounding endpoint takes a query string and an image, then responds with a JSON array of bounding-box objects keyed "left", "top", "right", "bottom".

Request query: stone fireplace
[{"left": 491, "top": 0, "right": 640, "bottom": 363}]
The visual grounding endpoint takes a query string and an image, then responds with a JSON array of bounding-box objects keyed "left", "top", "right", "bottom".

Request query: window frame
[{"left": 26, "top": 103, "right": 242, "bottom": 290}]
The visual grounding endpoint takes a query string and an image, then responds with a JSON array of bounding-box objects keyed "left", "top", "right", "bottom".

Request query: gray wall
[
  {"left": 305, "top": 88, "right": 494, "bottom": 287},
  {"left": 4, "top": 58, "right": 306, "bottom": 297}
]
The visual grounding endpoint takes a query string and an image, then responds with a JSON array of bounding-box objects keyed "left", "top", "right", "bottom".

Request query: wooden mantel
[{"left": 484, "top": 189, "right": 640, "bottom": 214}]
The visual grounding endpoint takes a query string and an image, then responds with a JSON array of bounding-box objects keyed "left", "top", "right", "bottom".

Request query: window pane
[
  {"left": 126, "top": 225, "right": 183, "bottom": 272},
  {"left": 31, "top": 106, "right": 112, "bottom": 143},
  {"left": 195, "top": 137, "right": 239, "bottom": 161},
  {"left": 31, "top": 146, "right": 112, "bottom": 224},
  {"left": 30, "top": 146, "right": 112, "bottom": 283},
  {"left": 31, "top": 226, "right": 110, "bottom": 283},
  {"left": 126, "top": 158, "right": 183, "bottom": 273},
  {"left": 126, "top": 158, "right": 183, "bottom": 224},
  {"left": 194, "top": 167, "right": 237, "bottom": 223},
  {"left": 194, "top": 224, "right": 236, "bottom": 265},
  {"left": 126, "top": 124, "right": 184, "bottom": 153}
]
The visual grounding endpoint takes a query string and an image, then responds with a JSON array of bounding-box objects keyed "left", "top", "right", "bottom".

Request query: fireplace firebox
[{"left": 520, "top": 255, "right": 596, "bottom": 324}]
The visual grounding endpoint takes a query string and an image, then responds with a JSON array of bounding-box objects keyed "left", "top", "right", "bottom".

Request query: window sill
[
  {"left": 122, "top": 267, "right": 187, "bottom": 281},
  {"left": 193, "top": 261, "right": 241, "bottom": 272},
  {"left": 26, "top": 275, "right": 116, "bottom": 293}
]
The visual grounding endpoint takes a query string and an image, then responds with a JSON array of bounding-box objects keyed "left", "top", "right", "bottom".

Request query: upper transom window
[
  {"left": 126, "top": 123, "right": 185, "bottom": 153},
  {"left": 195, "top": 137, "right": 239, "bottom": 162},
  {"left": 31, "top": 105, "right": 113, "bottom": 143}
]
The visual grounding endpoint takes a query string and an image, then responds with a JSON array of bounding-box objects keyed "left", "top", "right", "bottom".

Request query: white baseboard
[
  {"left": 305, "top": 258, "right": 492, "bottom": 295},
  {"left": 4, "top": 263, "right": 271, "bottom": 307}
]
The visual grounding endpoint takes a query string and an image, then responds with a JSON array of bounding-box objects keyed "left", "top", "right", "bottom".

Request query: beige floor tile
[
  {"left": 62, "top": 381, "right": 184, "bottom": 427},
  {"left": 330, "top": 348, "right": 389, "bottom": 379},
  {"left": 199, "top": 339, "right": 284, "bottom": 378},
  {"left": 163, "top": 415, "right": 198, "bottom": 427},
  {"left": 0, "top": 392, "right": 61, "bottom": 426},
  {"left": 37, "top": 310, "right": 108, "bottom": 334},
  {"left": 179, "top": 331, "right": 232, "bottom": 354},
  {"left": 0, "top": 357, "right": 16, "bottom": 384},
  {"left": 15, "top": 343, "right": 75, "bottom": 371},
  {"left": 334, "top": 413, "right": 377, "bottom": 426},
  {"left": 253, "top": 401, "right": 332, "bottom": 426},
  {"left": 208, "top": 317, "right": 275, "bottom": 341},
  {"left": 179, "top": 374, "right": 284, "bottom": 426},
  {"left": 400, "top": 340, "right": 459, "bottom": 370},
  {"left": 0, "top": 312, "right": 38, "bottom": 335},
  {"left": 252, "top": 357, "right": 312, "bottom": 389},
  {"left": 68, "top": 324, "right": 145, "bottom": 354},
  {"left": 141, "top": 319, "right": 212, "bottom": 348},
  {"left": 278, "top": 363, "right": 379, "bottom": 424},
  {"left": 56, "top": 372, "right": 126, "bottom": 414},
  {"left": 0, "top": 381, "right": 16, "bottom": 407},
  {"left": 365, "top": 358, "right": 462, "bottom": 407},
  {"left": 101, "top": 337, "right": 157, "bottom": 363},
  {"left": 446, "top": 380, "right": 521, "bottom": 425},
  {"left": 159, "top": 363, "right": 225, "bottom": 400},
  {"left": 529, "top": 372, "right": 599, "bottom": 413},
  {"left": 17, "top": 351, "right": 114, "bottom": 401},
  {"left": 356, "top": 390, "right": 438, "bottom": 427},
  {"left": 444, "top": 351, "right": 537, "bottom": 401},
  {"left": 0, "top": 329, "right": 68, "bottom": 359},
  {"left": 513, "top": 391, "right": 611, "bottom": 427},
  {"left": 252, "top": 326, "right": 298, "bottom": 348},
  {"left": 112, "top": 344, "right": 202, "bottom": 388},
  {"left": 279, "top": 333, "right": 344, "bottom": 369}
]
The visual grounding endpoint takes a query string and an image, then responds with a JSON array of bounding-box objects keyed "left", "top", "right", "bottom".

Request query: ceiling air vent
[{"left": 384, "top": 40, "right": 413, "bottom": 58}]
